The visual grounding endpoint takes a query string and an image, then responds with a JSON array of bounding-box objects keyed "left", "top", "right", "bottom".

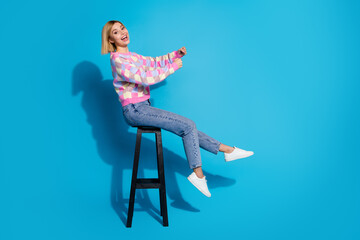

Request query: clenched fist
[
  {"left": 174, "top": 58, "right": 183, "bottom": 69},
  {"left": 177, "top": 47, "right": 187, "bottom": 57}
]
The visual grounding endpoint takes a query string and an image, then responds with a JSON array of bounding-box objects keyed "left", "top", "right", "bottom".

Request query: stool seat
[
  {"left": 126, "top": 126, "right": 169, "bottom": 227},
  {"left": 137, "top": 126, "right": 159, "bottom": 129},
  {"left": 136, "top": 126, "right": 160, "bottom": 132}
]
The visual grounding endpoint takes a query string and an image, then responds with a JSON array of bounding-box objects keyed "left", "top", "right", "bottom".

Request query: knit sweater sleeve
[
  {"left": 114, "top": 55, "right": 179, "bottom": 87},
  {"left": 138, "top": 50, "right": 183, "bottom": 68}
]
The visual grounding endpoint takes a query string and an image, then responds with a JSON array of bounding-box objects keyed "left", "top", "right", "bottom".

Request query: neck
[{"left": 116, "top": 46, "right": 130, "bottom": 54}]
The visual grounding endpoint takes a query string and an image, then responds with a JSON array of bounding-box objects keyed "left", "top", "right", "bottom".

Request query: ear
[{"left": 109, "top": 39, "right": 114, "bottom": 44}]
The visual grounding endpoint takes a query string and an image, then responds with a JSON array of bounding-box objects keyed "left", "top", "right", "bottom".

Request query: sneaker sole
[
  {"left": 187, "top": 176, "right": 211, "bottom": 197},
  {"left": 225, "top": 151, "right": 254, "bottom": 162}
]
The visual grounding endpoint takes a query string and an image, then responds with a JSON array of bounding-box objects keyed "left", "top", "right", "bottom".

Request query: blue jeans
[{"left": 122, "top": 99, "right": 222, "bottom": 169}]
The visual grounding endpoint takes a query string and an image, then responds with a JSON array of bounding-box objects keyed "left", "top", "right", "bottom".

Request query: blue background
[{"left": 1, "top": 0, "right": 359, "bottom": 239}]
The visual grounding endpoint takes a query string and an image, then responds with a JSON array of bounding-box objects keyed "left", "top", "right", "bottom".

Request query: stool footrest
[{"left": 136, "top": 178, "right": 161, "bottom": 189}]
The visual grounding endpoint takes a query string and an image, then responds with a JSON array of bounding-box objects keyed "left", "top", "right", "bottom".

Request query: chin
[{"left": 121, "top": 40, "right": 130, "bottom": 46}]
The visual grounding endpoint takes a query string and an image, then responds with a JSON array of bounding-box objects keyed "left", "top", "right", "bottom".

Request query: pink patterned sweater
[{"left": 110, "top": 50, "right": 183, "bottom": 106}]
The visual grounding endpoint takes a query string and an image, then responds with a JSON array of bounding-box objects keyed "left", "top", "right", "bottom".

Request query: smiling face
[{"left": 109, "top": 22, "right": 130, "bottom": 50}]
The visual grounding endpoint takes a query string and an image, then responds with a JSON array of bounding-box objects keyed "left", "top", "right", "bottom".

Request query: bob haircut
[{"left": 101, "top": 20, "right": 125, "bottom": 55}]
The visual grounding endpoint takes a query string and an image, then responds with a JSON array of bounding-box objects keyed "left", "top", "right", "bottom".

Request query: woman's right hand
[{"left": 174, "top": 58, "right": 183, "bottom": 69}]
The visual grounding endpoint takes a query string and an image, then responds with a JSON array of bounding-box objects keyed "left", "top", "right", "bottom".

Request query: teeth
[{"left": 122, "top": 35, "right": 127, "bottom": 40}]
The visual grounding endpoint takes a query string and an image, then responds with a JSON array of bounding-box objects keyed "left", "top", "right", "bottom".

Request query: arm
[
  {"left": 138, "top": 50, "right": 183, "bottom": 68},
  {"left": 114, "top": 56, "right": 179, "bottom": 87}
]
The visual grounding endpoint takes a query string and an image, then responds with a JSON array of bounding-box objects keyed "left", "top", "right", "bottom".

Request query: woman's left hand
[{"left": 177, "top": 47, "right": 187, "bottom": 57}]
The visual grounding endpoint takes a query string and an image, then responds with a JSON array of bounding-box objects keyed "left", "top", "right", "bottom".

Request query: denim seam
[
  {"left": 133, "top": 107, "right": 192, "bottom": 137},
  {"left": 214, "top": 141, "right": 221, "bottom": 155},
  {"left": 202, "top": 137, "right": 214, "bottom": 154}
]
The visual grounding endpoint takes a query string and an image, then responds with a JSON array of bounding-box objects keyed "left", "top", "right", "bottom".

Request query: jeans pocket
[
  {"left": 123, "top": 107, "right": 130, "bottom": 114},
  {"left": 122, "top": 111, "right": 133, "bottom": 126},
  {"left": 122, "top": 105, "right": 136, "bottom": 126}
]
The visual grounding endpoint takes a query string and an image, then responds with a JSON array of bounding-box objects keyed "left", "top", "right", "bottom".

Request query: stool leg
[
  {"left": 126, "top": 129, "right": 142, "bottom": 228},
  {"left": 156, "top": 130, "right": 168, "bottom": 226},
  {"left": 157, "top": 155, "right": 163, "bottom": 217},
  {"left": 156, "top": 132, "right": 163, "bottom": 217}
]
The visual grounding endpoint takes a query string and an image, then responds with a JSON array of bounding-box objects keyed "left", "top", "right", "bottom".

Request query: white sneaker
[
  {"left": 187, "top": 172, "right": 211, "bottom": 197},
  {"left": 224, "top": 146, "right": 254, "bottom": 162}
]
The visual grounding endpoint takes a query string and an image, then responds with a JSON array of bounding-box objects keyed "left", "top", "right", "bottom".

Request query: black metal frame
[{"left": 126, "top": 126, "right": 168, "bottom": 227}]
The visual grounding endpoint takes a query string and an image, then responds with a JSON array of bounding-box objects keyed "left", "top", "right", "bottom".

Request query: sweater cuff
[
  {"left": 174, "top": 50, "right": 183, "bottom": 58},
  {"left": 172, "top": 62, "right": 179, "bottom": 71}
]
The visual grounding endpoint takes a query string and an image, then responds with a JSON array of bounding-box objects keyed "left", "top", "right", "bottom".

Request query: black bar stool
[{"left": 126, "top": 126, "right": 168, "bottom": 227}]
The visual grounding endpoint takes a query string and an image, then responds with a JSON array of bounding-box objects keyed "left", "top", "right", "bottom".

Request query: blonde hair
[{"left": 101, "top": 20, "right": 125, "bottom": 55}]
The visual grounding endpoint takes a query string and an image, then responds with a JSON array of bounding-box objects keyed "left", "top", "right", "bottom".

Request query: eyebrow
[{"left": 112, "top": 25, "right": 124, "bottom": 33}]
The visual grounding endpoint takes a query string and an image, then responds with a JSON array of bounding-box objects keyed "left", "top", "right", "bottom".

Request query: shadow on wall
[{"left": 71, "top": 61, "right": 236, "bottom": 226}]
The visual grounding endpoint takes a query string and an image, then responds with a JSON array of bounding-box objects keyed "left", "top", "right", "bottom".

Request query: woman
[{"left": 101, "top": 20, "right": 254, "bottom": 197}]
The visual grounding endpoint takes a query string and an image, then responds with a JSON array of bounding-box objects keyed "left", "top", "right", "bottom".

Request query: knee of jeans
[{"left": 183, "top": 119, "right": 196, "bottom": 136}]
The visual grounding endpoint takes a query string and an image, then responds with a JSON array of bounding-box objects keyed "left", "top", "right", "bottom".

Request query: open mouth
[{"left": 121, "top": 35, "right": 128, "bottom": 41}]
